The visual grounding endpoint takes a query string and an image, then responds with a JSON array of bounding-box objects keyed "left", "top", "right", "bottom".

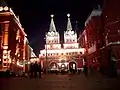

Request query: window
[
  {"left": 75, "top": 52, "right": 77, "bottom": 54},
  {"left": 4, "top": 59, "right": 6, "bottom": 61},
  {"left": 80, "top": 52, "right": 82, "bottom": 54},
  {"left": 67, "top": 39, "right": 69, "bottom": 42},
  {"left": 4, "top": 63, "right": 6, "bottom": 66}
]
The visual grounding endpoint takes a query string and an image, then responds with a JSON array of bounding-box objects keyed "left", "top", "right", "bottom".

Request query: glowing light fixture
[
  {"left": 4, "top": 6, "right": 9, "bottom": 11},
  {"left": 3, "top": 46, "right": 8, "bottom": 49},
  {"left": 17, "top": 61, "right": 23, "bottom": 67},
  {"left": 51, "top": 14, "right": 54, "bottom": 18},
  {"left": 67, "top": 13, "right": 70, "bottom": 17},
  {"left": 3, "top": 50, "right": 7, "bottom": 54},
  {"left": 0, "top": 7, "right": 3, "bottom": 11}
]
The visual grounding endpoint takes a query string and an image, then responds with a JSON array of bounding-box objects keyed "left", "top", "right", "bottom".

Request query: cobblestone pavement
[{"left": 0, "top": 73, "right": 120, "bottom": 90}]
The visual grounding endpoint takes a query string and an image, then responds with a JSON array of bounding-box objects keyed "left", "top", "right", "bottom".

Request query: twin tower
[{"left": 45, "top": 14, "right": 78, "bottom": 49}]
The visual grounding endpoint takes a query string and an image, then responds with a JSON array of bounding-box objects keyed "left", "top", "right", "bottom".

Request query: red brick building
[
  {"left": 78, "top": 6, "right": 102, "bottom": 71},
  {"left": 99, "top": 0, "right": 120, "bottom": 74},
  {"left": 0, "top": 2, "right": 30, "bottom": 73},
  {"left": 78, "top": 0, "right": 120, "bottom": 74}
]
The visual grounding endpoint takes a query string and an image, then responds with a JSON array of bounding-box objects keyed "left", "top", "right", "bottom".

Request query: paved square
[{"left": 0, "top": 74, "right": 120, "bottom": 90}]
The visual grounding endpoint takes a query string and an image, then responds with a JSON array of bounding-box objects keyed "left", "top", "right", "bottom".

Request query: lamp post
[{"left": 45, "top": 34, "right": 48, "bottom": 75}]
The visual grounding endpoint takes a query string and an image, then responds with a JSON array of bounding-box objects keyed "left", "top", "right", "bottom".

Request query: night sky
[{"left": 5, "top": 0, "right": 103, "bottom": 56}]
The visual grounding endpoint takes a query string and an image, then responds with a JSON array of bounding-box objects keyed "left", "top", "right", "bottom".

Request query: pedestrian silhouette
[
  {"left": 34, "top": 61, "right": 38, "bottom": 78},
  {"left": 30, "top": 63, "right": 34, "bottom": 78},
  {"left": 38, "top": 63, "right": 41, "bottom": 78},
  {"left": 83, "top": 63, "right": 88, "bottom": 78}
]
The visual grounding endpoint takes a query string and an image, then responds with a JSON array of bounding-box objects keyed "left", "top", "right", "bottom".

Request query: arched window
[
  {"left": 75, "top": 52, "right": 77, "bottom": 54},
  {"left": 80, "top": 52, "right": 82, "bottom": 54},
  {"left": 4, "top": 63, "right": 6, "bottom": 66}
]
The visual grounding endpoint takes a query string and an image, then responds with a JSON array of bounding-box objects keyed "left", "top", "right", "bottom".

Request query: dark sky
[{"left": 5, "top": 0, "right": 103, "bottom": 56}]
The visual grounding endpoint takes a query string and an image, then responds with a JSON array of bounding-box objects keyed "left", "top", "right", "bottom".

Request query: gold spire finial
[
  {"left": 51, "top": 14, "right": 54, "bottom": 18},
  {"left": 67, "top": 13, "right": 70, "bottom": 17}
]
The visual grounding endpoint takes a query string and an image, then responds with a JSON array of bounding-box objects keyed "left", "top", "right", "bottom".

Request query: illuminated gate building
[{"left": 39, "top": 14, "right": 85, "bottom": 71}]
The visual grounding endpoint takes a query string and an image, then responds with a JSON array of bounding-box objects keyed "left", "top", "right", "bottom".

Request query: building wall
[
  {"left": 100, "top": 0, "right": 120, "bottom": 73},
  {"left": 101, "top": 0, "right": 120, "bottom": 44},
  {"left": 40, "top": 48, "right": 85, "bottom": 71},
  {"left": 78, "top": 8, "right": 102, "bottom": 69},
  {"left": 78, "top": 0, "right": 120, "bottom": 74},
  {"left": 0, "top": 5, "right": 29, "bottom": 73},
  {"left": 102, "top": 0, "right": 120, "bottom": 25}
]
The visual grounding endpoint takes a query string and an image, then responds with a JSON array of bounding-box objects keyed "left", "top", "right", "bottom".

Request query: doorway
[{"left": 69, "top": 61, "right": 77, "bottom": 70}]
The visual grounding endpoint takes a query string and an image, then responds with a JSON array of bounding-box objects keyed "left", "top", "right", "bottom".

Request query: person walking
[
  {"left": 38, "top": 63, "right": 41, "bottom": 78},
  {"left": 33, "top": 61, "right": 38, "bottom": 78},
  {"left": 30, "top": 63, "right": 34, "bottom": 78},
  {"left": 83, "top": 63, "right": 88, "bottom": 78}
]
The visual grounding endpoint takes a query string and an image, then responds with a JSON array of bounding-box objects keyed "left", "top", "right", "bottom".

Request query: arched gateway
[
  {"left": 39, "top": 14, "right": 85, "bottom": 72},
  {"left": 49, "top": 62, "right": 58, "bottom": 71},
  {"left": 69, "top": 61, "right": 77, "bottom": 70}
]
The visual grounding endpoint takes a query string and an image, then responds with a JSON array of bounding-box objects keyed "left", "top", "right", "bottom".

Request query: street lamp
[{"left": 45, "top": 33, "right": 48, "bottom": 75}]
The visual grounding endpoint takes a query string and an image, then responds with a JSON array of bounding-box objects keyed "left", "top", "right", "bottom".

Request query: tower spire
[
  {"left": 67, "top": 13, "right": 72, "bottom": 31},
  {"left": 49, "top": 14, "right": 56, "bottom": 32}
]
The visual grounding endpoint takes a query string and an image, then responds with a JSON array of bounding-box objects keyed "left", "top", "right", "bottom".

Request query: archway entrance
[
  {"left": 69, "top": 61, "right": 77, "bottom": 70},
  {"left": 49, "top": 62, "right": 58, "bottom": 71},
  {"left": 61, "top": 64, "right": 66, "bottom": 70}
]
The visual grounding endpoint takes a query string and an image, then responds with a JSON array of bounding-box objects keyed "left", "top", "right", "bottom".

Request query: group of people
[
  {"left": 29, "top": 61, "right": 42, "bottom": 78},
  {"left": 28, "top": 62, "right": 90, "bottom": 78}
]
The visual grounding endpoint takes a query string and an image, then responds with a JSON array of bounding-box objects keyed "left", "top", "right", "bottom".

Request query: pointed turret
[
  {"left": 64, "top": 14, "right": 78, "bottom": 45},
  {"left": 46, "top": 14, "right": 60, "bottom": 46},
  {"left": 67, "top": 13, "right": 72, "bottom": 31},
  {"left": 49, "top": 14, "right": 56, "bottom": 32}
]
